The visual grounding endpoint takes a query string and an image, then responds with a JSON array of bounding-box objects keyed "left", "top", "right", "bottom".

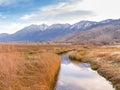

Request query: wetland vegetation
[{"left": 0, "top": 44, "right": 120, "bottom": 90}]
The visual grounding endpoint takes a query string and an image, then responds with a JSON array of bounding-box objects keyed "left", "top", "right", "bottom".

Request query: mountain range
[{"left": 0, "top": 18, "right": 120, "bottom": 45}]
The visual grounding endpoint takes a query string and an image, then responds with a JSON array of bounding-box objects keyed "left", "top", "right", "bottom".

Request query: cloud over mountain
[{"left": 0, "top": 0, "right": 120, "bottom": 34}]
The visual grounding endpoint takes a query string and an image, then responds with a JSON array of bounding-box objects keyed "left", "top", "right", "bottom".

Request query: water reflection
[
  {"left": 55, "top": 54, "right": 115, "bottom": 90},
  {"left": 61, "top": 54, "right": 70, "bottom": 64}
]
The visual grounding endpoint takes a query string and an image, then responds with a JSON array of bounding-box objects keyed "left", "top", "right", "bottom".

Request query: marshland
[{"left": 0, "top": 43, "right": 120, "bottom": 90}]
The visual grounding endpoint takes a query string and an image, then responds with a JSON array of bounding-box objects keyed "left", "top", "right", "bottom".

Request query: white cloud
[
  {"left": 0, "top": 23, "right": 29, "bottom": 34},
  {"left": 20, "top": 0, "right": 120, "bottom": 24},
  {"left": 20, "top": 0, "right": 94, "bottom": 24},
  {"left": 0, "top": 0, "right": 120, "bottom": 34},
  {"left": 80, "top": 0, "right": 120, "bottom": 21},
  {"left": 20, "top": 14, "right": 37, "bottom": 20}
]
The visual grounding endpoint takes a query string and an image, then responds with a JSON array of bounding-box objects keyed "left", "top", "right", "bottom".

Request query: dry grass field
[
  {"left": 69, "top": 45, "right": 120, "bottom": 90},
  {"left": 0, "top": 43, "right": 120, "bottom": 90},
  {"left": 0, "top": 44, "right": 61, "bottom": 90}
]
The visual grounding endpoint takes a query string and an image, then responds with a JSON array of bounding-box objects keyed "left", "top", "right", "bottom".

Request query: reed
[{"left": 0, "top": 44, "right": 60, "bottom": 90}]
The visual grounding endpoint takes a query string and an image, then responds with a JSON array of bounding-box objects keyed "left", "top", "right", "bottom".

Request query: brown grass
[
  {"left": 69, "top": 45, "right": 120, "bottom": 90},
  {"left": 0, "top": 44, "right": 60, "bottom": 90},
  {"left": 14, "top": 53, "right": 60, "bottom": 90},
  {"left": 0, "top": 52, "right": 23, "bottom": 90},
  {"left": 0, "top": 43, "right": 120, "bottom": 90}
]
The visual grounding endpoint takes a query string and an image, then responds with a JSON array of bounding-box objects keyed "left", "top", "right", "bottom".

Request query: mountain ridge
[
  {"left": 55, "top": 19, "right": 120, "bottom": 45},
  {"left": 0, "top": 18, "right": 120, "bottom": 44}
]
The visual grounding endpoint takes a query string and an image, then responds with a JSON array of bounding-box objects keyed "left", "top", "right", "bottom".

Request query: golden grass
[
  {"left": 0, "top": 43, "right": 120, "bottom": 90},
  {"left": 0, "top": 44, "right": 60, "bottom": 90},
  {"left": 0, "top": 52, "right": 23, "bottom": 90},
  {"left": 115, "top": 55, "right": 120, "bottom": 62},
  {"left": 14, "top": 53, "right": 60, "bottom": 90},
  {"left": 69, "top": 45, "right": 120, "bottom": 90}
]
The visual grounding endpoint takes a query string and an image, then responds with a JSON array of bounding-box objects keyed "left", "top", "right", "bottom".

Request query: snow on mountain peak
[{"left": 100, "top": 19, "right": 113, "bottom": 24}]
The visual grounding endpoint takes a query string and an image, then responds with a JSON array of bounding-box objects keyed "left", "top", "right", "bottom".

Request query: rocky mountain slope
[
  {"left": 0, "top": 20, "right": 98, "bottom": 42},
  {"left": 0, "top": 19, "right": 120, "bottom": 44},
  {"left": 55, "top": 19, "right": 120, "bottom": 45}
]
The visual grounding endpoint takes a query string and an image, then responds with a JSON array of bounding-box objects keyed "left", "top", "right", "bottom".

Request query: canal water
[{"left": 55, "top": 53, "right": 115, "bottom": 90}]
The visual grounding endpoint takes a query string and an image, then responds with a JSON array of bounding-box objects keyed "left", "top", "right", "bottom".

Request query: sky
[{"left": 0, "top": 0, "right": 120, "bottom": 34}]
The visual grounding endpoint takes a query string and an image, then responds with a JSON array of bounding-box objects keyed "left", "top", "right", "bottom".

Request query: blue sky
[
  {"left": 0, "top": 0, "right": 63, "bottom": 22},
  {"left": 0, "top": 0, "right": 120, "bottom": 34}
]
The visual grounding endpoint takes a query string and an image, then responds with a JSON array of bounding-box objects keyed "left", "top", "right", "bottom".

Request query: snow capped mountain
[
  {"left": 12, "top": 24, "right": 49, "bottom": 37},
  {"left": 0, "top": 18, "right": 120, "bottom": 43},
  {"left": 19, "top": 24, "right": 48, "bottom": 32},
  {"left": 70, "top": 20, "right": 97, "bottom": 30},
  {"left": 55, "top": 19, "right": 120, "bottom": 45},
  {"left": 37, "top": 24, "right": 49, "bottom": 31},
  {"left": 48, "top": 24, "right": 70, "bottom": 30},
  {"left": 100, "top": 19, "right": 113, "bottom": 24}
]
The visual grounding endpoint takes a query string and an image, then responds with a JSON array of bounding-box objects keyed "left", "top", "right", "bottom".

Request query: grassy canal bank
[
  {"left": 69, "top": 45, "right": 120, "bottom": 90},
  {"left": 0, "top": 44, "right": 120, "bottom": 90}
]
